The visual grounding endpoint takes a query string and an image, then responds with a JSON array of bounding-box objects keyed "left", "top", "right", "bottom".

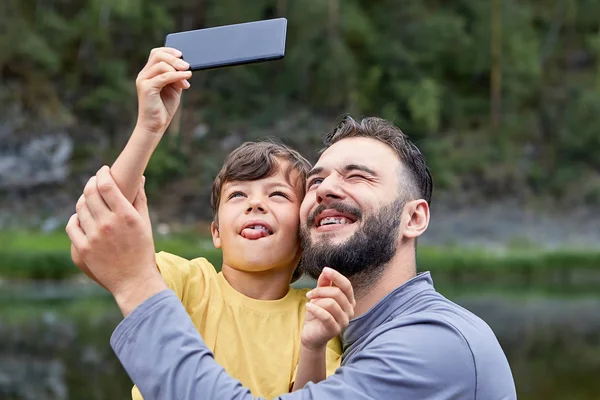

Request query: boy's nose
[{"left": 246, "top": 199, "right": 266, "bottom": 214}]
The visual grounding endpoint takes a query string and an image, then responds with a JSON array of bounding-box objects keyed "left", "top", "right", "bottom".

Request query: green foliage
[
  {"left": 144, "top": 136, "right": 189, "bottom": 195},
  {"left": 1, "top": 0, "right": 600, "bottom": 203},
  {"left": 0, "top": 230, "right": 223, "bottom": 280}
]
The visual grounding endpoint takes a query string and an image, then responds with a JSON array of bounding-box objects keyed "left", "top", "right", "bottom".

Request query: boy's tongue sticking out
[{"left": 241, "top": 225, "right": 270, "bottom": 240}]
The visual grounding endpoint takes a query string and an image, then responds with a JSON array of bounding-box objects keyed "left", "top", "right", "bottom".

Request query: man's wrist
[{"left": 113, "top": 271, "right": 168, "bottom": 317}]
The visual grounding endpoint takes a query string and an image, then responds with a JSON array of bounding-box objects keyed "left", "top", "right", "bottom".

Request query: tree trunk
[
  {"left": 490, "top": 0, "right": 502, "bottom": 134},
  {"left": 277, "top": 0, "right": 286, "bottom": 17},
  {"left": 329, "top": 0, "right": 339, "bottom": 39}
]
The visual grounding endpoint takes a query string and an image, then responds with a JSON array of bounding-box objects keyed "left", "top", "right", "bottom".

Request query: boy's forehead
[
  {"left": 223, "top": 175, "right": 291, "bottom": 188},
  {"left": 222, "top": 161, "right": 301, "bottom": 190}
]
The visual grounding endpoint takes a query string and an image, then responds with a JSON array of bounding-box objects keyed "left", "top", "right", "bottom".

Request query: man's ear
[
  {"left": 402, "top": 199, "right": 430, "bottom": 239},
  {"left": 211, "top": 221, "right": 221, "bottom": 249}
]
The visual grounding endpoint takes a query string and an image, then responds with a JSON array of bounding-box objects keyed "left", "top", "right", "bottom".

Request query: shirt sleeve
[
  {"left": 154, "top": 251, "right": 194, "bottom": 301},
  {"left": 155, "top": 252, "right": 217, "bottom": 310},
  {"left": 111, "top": 290, "right": 479, "bottom": 400}
]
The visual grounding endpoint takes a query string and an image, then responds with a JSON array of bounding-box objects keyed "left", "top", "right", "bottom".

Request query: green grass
[
  {"left": 0, "top": 230, "right": 222, "bottom": 280},
  {"left": 2, "top": 230, "right": 600, "bottom": 281}
]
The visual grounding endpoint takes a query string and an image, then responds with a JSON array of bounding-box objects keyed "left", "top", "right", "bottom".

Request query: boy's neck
[{"left": 221, "top": 264, "right": 294, "bottom": 300}]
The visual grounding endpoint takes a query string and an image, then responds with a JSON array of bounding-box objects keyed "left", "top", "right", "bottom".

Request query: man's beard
[{"left": 300, "top": 198, "right": 404, "bottom": 286}]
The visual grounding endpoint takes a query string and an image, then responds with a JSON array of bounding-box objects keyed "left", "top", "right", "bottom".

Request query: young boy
[{"left": 70, "top": 47, "right": 354, "bottom": 399}]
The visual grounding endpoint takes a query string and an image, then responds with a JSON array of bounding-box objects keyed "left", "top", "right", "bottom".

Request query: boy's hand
[
  {"left": 136, "top": 47, "right": 192, "bottom": 136},
  {"left": 301, "top": 267, "right": 356, "bottom": 351}
]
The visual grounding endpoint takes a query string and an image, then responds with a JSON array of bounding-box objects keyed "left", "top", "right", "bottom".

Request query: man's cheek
[{"left": 299, "top": 202, "right": 312, "bottom": 222}]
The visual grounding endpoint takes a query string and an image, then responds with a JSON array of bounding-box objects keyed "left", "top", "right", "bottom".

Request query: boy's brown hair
[
  {"left": 210, "top": 140, "right": 312, "bottom": 282},
  {"left": 210, "top": 140, "right": 312, "bottom": 219}
]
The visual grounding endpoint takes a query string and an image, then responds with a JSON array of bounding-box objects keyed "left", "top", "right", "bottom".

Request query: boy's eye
[
  {"left": 228, "top": 191, "right": 245, "bottom": 199},
  {"left": 270, "top": 191, "right": 290, "bottom": 199}
]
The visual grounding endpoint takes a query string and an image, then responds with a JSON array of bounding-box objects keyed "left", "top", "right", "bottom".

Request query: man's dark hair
[{"left": 321, "top": 116, "right": 433, "bottom": 205}]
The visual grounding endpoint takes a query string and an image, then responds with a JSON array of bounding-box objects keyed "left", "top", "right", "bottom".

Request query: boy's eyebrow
[{"left": 264, "top": 181, "right": 294, "bottom": 190}]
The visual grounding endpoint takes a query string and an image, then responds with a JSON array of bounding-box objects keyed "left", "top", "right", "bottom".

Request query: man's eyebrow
[
  {"left": 345, "top": 164, "right": 377, "bottom": 175},
  {"left": 306, "top": 167, "right": 324, "bottom": 180}
]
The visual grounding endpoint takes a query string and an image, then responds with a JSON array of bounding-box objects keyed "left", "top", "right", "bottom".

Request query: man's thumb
[{"left": 133, "top": 176, "right": 150, "bottom": 224}]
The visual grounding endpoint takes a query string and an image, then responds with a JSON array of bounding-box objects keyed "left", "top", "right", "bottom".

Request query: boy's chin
[{"left": 227, "top": 256, "right": 294, "bottom": 274}]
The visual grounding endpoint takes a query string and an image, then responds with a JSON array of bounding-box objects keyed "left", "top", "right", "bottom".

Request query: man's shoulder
[
  {"left": 404, "top": 289, "right": 504, "bottom": 353},
  {"left": 377, "top": 289, "right": 506, "bottom": 359},
  {"left": 370, "top": 290, "right": 515, "bottom": 399}
]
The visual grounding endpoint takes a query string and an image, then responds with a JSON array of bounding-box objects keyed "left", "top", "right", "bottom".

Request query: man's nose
[{"left": 316, "top": 175, "right": 345, "bottom": 204}]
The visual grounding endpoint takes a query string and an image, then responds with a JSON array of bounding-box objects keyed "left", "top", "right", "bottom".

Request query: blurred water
[{"left": 1, "top": 279, "right": 599, "bottom": 400}]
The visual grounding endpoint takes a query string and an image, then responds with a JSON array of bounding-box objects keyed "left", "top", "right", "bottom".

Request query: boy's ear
[{"left": 211, "top": 221, "right": 221, "bottom": 249}]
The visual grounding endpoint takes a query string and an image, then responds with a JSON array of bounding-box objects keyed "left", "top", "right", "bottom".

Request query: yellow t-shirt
[{"left": 131, "top": 251, "right": 342, "bottom": 400}]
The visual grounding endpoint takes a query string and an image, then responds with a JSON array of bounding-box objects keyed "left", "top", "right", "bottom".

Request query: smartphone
[{"left": 164, "top": 18, "right": 287, "bottom": 71}]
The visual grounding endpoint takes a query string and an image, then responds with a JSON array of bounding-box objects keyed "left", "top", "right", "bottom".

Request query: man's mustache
[{"left": 306, "top": 203, "right": 362, "bottom": 226}]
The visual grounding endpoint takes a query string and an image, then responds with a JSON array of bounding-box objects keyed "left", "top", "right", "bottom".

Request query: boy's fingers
[
  {"left": 139, "top": 49, "right": 188, "bottom": 82},
  {"left": 149, "top": 51, "right": 189, "bottom": 70},
  {"left": 306, "top": 302, "right": 339, "bottom": 334},
  {"left": 149, "top": 47, "right": 182, "bottom": 59},
  {"left": 307, "top": 287, "right": 353, "bottom": 318},
  {"left": 316, "top": 271, "right": 333, "bottom": 288},
  {"left": 177, "top": 79, "right": 191, "bottom": 90},
  {"left": 147, "top": 71, "right": 192, "bottom": 91},
  {"left": 168, "top": 80, "right": 190, "bottom": 92},
  {"left": 139, "top": 61, "right": 176, "bottom": 82},
  {"left": 322, "top": 267, "right": 355, "bottom": 307},
  {"left": 310, "top": 298, "right": 348, "bottom": 331}
]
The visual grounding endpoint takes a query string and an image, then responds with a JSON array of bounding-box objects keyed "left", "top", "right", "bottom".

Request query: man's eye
[
  {"left": 348, "top": 174, "right": 367, "bottom": 180},
  {"left": 307, "top": 178, "right": 323, "bottom": 188}
]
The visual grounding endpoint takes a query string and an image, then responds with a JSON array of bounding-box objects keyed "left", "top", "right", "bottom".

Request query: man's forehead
[{"left": 315, "top": 137, "right": 399, "bottom": 171}]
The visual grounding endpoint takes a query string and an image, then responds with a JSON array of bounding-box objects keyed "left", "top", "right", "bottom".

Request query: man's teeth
[{"left": 319, "top": 217, "right": 350, "bottom": 226}]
